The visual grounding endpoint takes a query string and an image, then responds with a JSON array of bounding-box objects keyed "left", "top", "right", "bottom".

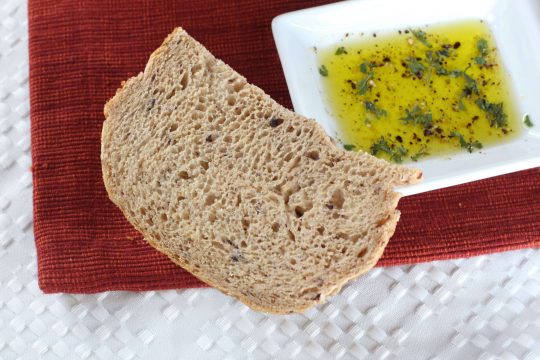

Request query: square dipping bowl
[{"left": 272, "top": 0, "right": 540, "bottom": 195}]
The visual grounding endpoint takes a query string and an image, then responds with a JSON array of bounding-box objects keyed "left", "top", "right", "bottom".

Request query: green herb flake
[
  {"left": 335, "top": 46, "right": 347, "bottom": 55},
  {"left": 401, "top": 105, "right": 433, "bottom": 129},
  {"left": 475, "top": 98, "right": 508, "bottom": 128},
  {"left": 449, "top": 70, "right": 464, "bottom": 78},
  {"left": 524, "top": 114, "right": 534, "bottom": 127},
  {"left": 410, "top": 28, "right": 432, "bottom": 48},
  {"left": 319, "top": 65, "right": 329, "bottom": 77},
  {"left": 364, "top": 101, "right": 387, "bottom": 118},
  {"left": 405, "top": 56, "right": 425, "bottom": 77},
  {"left": 359, "top": 62, "right": 370, "bottom": 74},
  {"left": 410, "top": 146, "right": 430, "bottom": 162},
  {"left": 475, "top": 38, "right": 489, "bottom": 65},
  {"left": 450, "top": 131, "right": 483, "bottom": 153},
  {"left": 358, "top": 73, "right": 374, "bottom": 95},
  {"left": 343, "top": 144, "right": 356, "bottom": 151},
  {"left": 370, "top": 136, "right": 407, "bottom": 163}
]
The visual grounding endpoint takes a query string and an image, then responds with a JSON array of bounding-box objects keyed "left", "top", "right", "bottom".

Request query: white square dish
[{"left": 272, "top": 0, "right": 540, "bottom": 196}]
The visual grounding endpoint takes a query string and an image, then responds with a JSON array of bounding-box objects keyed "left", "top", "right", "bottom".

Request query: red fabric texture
[{"left": 29, "top": 0, "right": 540, "bottom": 293}]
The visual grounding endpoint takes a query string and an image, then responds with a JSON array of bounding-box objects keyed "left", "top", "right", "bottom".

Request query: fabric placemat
[{"left": 28, "top": 0, "right": 540, "bottom": 293}]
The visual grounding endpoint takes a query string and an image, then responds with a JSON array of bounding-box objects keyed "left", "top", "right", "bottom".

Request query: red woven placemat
[{"left": 29, "top": 0, "right": 540, "bottom": 293}]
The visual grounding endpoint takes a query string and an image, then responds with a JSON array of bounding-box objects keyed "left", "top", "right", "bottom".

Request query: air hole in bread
[
  {"left": 178, "top": 171, "right": 189, "bottom": 180},
  {"left": 205, "top": 193, "right": 216, "bottom": 206},
  {"left": 330, "top": 189, "right": 345, "bottom": 209},
  {"left": 208, "top": 211, "right": 216, "bottom": 223},
  {"left": 166, "top": 88, "right": 176, "bottom": 100},
  {"left": 241, "top": 218, "right": 250, "bottom": 231},
  {"left": 211, "top": 240, "right": 225, "bottom": 251},
  {"left": 169, "top": 123, "right": 178, "bottom": 132},
  {"left": 240, "top": 240, "right": 247, "bottom": 248},
  {"left": 357, "top": 248, "right": 368, "bottom": 258},
  {"left": 294, "top": 206, "right": 305, "bottom": 218},
  {"left": 223, "top": 135, "right": 232, "bottom": 143},
  {"left": 140, "top": 207, "right": 146, "bottom": 215},
  {"left": 284, "top": 152, "right": 294, "bottom": 162},
  {"left": 376, "top": 215, "right": 391, "bottom": 227},
  {"left": 160, "top": 213, "right": 168, "bottom": 221},
  {"left": 289, "top": 156, "right": 301, "bottom": 171},
  {"left": 181, "top": 211, "right": 189, "bottom": 220},
  {"left": 306, "top": 151, "right": 320, "bottom": 160},
  {"left": 287, "top": 230, "right": 295, "bottom": 242},
  {"left": 200, "top": 160, "right": 209, "bottom": 170},
  {"left": 271, "top": 223, "right": 280, "bottom": 232},
  {"left": 317, "top": 226, "right": 325, "bottom": 235},
  {"left": 289, "top": 258, "right": 297, "bottom": 265},
  {"left": 337, "top": 233, "right": 348, "bottom": 240},
  {"left": 191, "top": 63, "right": 202, "bottom": 75},
  {"left": 233, "top": 80, "right": 245, "bottom": 92},
  {"left": 179, "top": 73, "right": 188, "bottom": 89},
  {"left": 269, "top": 118, "right": 284, "bottom": 128},
  {"left": 227, "top": 95, "right": 236, "bottom": 106}
]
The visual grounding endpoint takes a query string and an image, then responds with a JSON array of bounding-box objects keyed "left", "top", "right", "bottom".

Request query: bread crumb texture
[{"left": 101, "top": 28, "right": 421, "bottom": 314}]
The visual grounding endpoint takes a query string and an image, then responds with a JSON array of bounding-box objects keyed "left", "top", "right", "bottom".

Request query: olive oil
[{"left": 318, "top": 20, "right": 521, "bottom": 163}]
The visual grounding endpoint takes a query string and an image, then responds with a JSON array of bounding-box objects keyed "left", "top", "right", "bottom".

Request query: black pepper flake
[
  {"left": 395, "top": 135, "right": 403, "bottom": 143},
  {"left": 231, "top": 255, "right": 239, "bottom": 262},
  {"left": 424, "top": 128, "right": 433, "bottom": 136},
  {"left": 502, "top": 128, "right": 509, "bottom": 134},
  {"left": 205, "top": 134, "right": 213, "bottom": 142},
  {"left": 312, "top": 294, "right": 321, "bottom": 301},
  {"left": 383, "top": 56, "right": 391, "bottom": 62},
  {"left": 326, "top": 204, "right": 334, "bottom": 210},
  {"left": 404, "top": 29, "right": 410, "bottom": 34},
  {"left": 269, "top": 118, "right": 284, "bottom": 127}
]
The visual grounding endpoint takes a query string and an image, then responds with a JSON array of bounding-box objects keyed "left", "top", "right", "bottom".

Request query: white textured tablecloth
[{"left": 1, "top": 1, "right": 539, "bottom": 359}]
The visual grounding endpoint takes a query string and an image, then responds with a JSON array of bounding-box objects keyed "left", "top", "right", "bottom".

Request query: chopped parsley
[
  {"left": 410, "top": 146, "right": 430, "bottom": 162},
  {"left": 359, "top": 62, "right": 372, "bottom": 74},
  {"left": 364, "top": 101, "right": 387, "bottom": 118},
  {"left": 410, "top": 28, "right": 432, "bottom": 48},
  {"left": 370, "top": 137, "right": 408, "bottom": 163},
  {"left": 524, "top": 114, "right": 533, "bottom": 127},
  {"left": 358, "top": 73, "right": 374, "bottom": 95},
  {"left": 475, "top": 38, "right": 489, "bottom": 65},
  {"left": 343, "top": 144, "right": 356, "bottom": 151},
  {"left": 319, "top": 65, "right": 329, "bottom": 77},
  {"left": 401, "top": 105, "right": 433, "bottom": 129},
  {"left": 475, "top": 98, "right": 508, "bottom": 128},
  {"left": 335, "top": 46, "right": 347, "bottom": 55},
  {"left": 358, "top": 62, "right": 377, "bottom": 95},
  {"left": 458, "top": 73, "right": 480, "bottom": 110},
  {"left": 405, "top": 56, "right": 425, "bottom": 78},
  {"left": 450, "top": 132, "right": 483, "bottom": 153}
]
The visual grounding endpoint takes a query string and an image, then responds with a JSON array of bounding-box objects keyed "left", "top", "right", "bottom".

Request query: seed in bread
[{"left": 101, "top": 28, "right": 422, "bottom": 314}]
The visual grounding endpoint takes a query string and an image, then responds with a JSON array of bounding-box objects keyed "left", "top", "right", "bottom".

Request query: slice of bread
[{"left": 101, "top": 28, "right": 422, "bottom": 314}]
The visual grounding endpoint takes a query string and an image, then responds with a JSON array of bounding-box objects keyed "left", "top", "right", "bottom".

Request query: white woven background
[{"left": 1, "top": 1, "right": 540, "bottom": 359}]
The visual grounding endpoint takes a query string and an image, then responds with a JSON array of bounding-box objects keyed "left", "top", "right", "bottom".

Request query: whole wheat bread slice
[{"left": 101, "top": 28, "right": 422, "bottom": 314}]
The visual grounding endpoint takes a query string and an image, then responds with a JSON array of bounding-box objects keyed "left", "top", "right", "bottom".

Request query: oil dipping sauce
[{"left": 317, "top": 20, "right": 523, "bottom": 163}]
